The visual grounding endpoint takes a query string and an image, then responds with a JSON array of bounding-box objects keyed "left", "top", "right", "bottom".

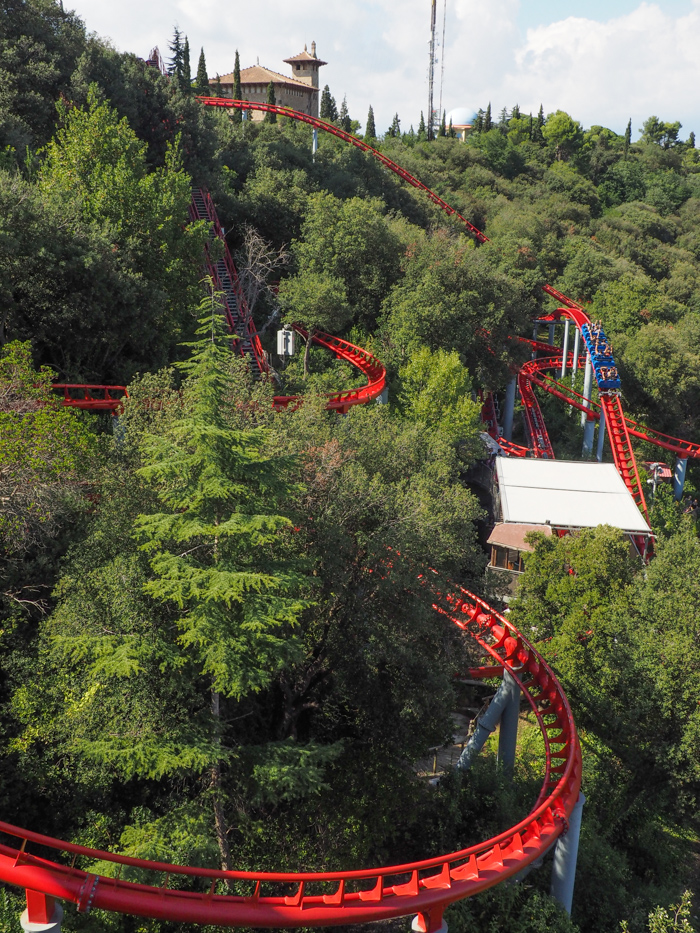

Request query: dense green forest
[{"left": 1, "top": 3, "right": 700, "bottom": 932}]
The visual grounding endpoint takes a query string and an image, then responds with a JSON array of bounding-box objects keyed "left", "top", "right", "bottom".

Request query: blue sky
[{"left": 67, "top": 0, "right": 700, "bottom": 139}]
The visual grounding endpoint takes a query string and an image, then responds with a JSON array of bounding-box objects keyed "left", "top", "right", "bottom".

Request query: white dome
[{"left": 446, "top": 107, "right": 475, "bottom": 127}]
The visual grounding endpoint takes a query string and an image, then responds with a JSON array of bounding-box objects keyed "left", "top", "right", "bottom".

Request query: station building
[
  {"left": 488, "top": 458, "right": 653, "bottom": 596},
  {"left": 211, "top": 43, "right": 326, "bottom": 119}
]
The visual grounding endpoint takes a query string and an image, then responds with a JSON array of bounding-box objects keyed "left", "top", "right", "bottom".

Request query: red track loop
[{"left": 0, "top": 571, "right": 581, "bottom": 929}]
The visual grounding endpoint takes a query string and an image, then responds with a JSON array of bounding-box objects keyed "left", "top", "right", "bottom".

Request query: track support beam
[
  {"left": 497, "top": 671, "right": 520, "bottom": 777},
  {"left": 560, "top": 320, "right": 570, "bottom": 379},
  {"left": 457, "top": 673, "right": 521, "bottom": 773},
  {"left": 503, "top": 377, "right": 516, "bottom": 441},
  {"left": 596, "top": 407, "right": 606, "bottom": 462},
  {"left": 550, "top": 792, "right": 585, "bottom": 915},
  {"left": 674, "top": 457, "right": 688, "bottom": 500},
  {"left": 21, "top": 893, "right": 62, "bottom": 933}
]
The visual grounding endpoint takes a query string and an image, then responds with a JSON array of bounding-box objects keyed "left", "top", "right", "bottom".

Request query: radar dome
[{"left": 446, "top": 107, "right": 476, "bottom": 127}]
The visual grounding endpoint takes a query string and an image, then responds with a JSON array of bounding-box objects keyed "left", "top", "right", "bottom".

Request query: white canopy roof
[{"left": 495, "top": 459, "right": 651, "bottom": 535}]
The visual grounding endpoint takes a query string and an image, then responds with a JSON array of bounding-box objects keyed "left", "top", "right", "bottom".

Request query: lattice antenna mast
[
  {"left": 427, "top": 0, "right": 437, "bottom": 140},
  {"left": 438, "top": 0, "right": 447, "bottom": 127}
]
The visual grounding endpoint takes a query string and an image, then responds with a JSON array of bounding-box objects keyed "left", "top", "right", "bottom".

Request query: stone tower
[{"left": 284, "top": 42, "right": 326, "bottom": 91}]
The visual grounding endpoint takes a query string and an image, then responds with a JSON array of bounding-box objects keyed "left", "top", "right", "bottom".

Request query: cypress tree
[
  {"left": 213, "top": 74, "right": 223, "bottom": 99},
  {"left": 232, "top": 50, "right": 242, "bottom": 123},
  {"left": 473, "top": 109, "right": 484, "bottom": 133},
  {"left": 512, "top": 103, "right": 520, "bottom": 120},
  {"left": 484, "top": 103, "right": 492, "bottom": 132},
  {"left": 388, "top": 113, "right": 401, "bottom": 137},
  {"left": 624, "top": 117, "right": 632, "bottom": 159},
  {"left": 438, "top": 110, "right": 446, "bottom": 137},
  {"left": 418, "top": 111, "right": 426, "bottom": 139},
  {"left": 448, "top": 117, "right": 455, "bottom": 138},
  {"left": 264, "top": 81, "right": 277, "bottom": 122},
  {"left": 689, "top": 131, "right": 696, "bottom": 149},
  {"left": 320, "top": 85, "right": 337, "bottom": 121},
  {"left": 529, "top": 112, "right": 533, "bottom": 140},
  {"left": 365, "top": 105, "right": 376, "bottom": 141},
  {"left": 196, "top": 47, "right": 208, "bottom": 95},
  {"left": 182, "top": 36, "right": 191, "bottom": 92}
]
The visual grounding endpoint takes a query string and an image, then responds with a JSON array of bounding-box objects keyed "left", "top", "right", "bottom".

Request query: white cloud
[{"left": 68, "top": 0, "right": 700, "bottom": 136}]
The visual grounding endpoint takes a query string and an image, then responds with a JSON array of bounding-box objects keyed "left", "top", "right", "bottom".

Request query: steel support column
[
  {"left": 312, "top": 128, "right": 318, "bottom": 159},
  {"left": 503, "top": 377, "right": 517, "bottom": 441},
  {"left": 550, "top": 792, "right": 585, "bottom": 915},
  {"left": 580, "top": 354, "right": 593, "bottom": 427},
  {"left": 21, "top": 894, "right": 62, "bottom": 933},
  {"left": 457, "top": 674, "right": 520, "bottom": 772},
  {"left": 674, "top": 457, "right": 688, "bottom": 501},
  {"left": 560, "top": 319, "right": 570, "bottom": 379},
  {"left": 571, "top": 327, "right": 580, "bottom": 388},
  {"left": 548, "top": 323, "right": 555, "bottom": 346},
  {"left": 596, "top": 407, "right": 606, "bottom": 462},
  {"left": 497, "top": 671, "right": 520, "bottom": 778}
]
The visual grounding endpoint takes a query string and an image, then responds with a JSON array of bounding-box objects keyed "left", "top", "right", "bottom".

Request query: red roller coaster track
[{"left": 4, "top": 99, "right": 695, "bottom": 931}]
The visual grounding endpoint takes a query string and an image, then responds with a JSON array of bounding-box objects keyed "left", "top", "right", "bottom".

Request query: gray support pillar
[
  {"left": 582, "top": 418, "right": 595, "bottom": 458},
  {"left": 412, "top": 913, "right": 448, "bottom": 933},
  {"left": 550, "top": 793, "right": 585, "bottom": 915},
  {"left": 674, "top": 457, "right": 688, "bottom": 501},
  {"left": 503, "top": 377, "right": 517, "bottom": 441},
  {"left": 560, "top": 319, "right": 570, "bottom": 379},
  {"left": 457, "top": 673, "right": 520, "bottom": 772},
  {"left": 377, "top": 386, "right": 389, "bottom": 405},
  {"left": 497, "top": 671, "right": 520, "bottom": 778},
  {"left": 20, "top": 902, "right": 63, "bottom": 933},
  {"left": 571, "top": 328, "right": 580, "bottom": 388},
  {"left": 312, "top": 128, "right": 318, "bottom": 159},
  {"left": 548, "top": 323, "right": 556, "bottom": 346},
  {"left": 580, "top": 354, "right": 593, "bottom": 427},
  {"left": 596, "top": 407, "right": 606, "bottom": 462}
]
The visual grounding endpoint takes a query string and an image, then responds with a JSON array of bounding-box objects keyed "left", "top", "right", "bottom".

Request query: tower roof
[{"left": 284, "top": 47, "right": 326, "bottom": 66}]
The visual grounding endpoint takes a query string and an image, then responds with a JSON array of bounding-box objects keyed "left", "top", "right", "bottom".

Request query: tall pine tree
[
  {"left": 339, "top": 95, "right": 351, "bottom": 132},
  {"left": 484, "top": 102, "right": 492, "bottom": 131},
  {"left": 624, "top": 117, "right": 632, "bottom": 160},
  {"left": 167, "top": 26, "right": 184, "bottom": 83}
]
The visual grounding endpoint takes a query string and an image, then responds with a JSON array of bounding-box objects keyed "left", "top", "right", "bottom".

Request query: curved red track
[{"left": 6, "top": 98, "right": 692, "bottom": 930}]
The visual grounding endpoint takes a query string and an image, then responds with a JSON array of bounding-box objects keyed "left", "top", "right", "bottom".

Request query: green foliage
[
  {"left": 0, "top": 86, "right": 205, "bottom": 381},
  {"left": 0, "top": 340, "right": 98, "bottom": 553}
]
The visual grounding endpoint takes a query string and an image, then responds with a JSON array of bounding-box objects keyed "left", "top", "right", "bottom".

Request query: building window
[{"left": 490, "top": 546, "right": 525, "bottom": 573}]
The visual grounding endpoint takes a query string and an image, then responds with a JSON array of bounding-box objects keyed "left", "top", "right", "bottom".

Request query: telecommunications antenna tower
[
  {"left": 438, "top": 0, "right": 447, "bottom": 129},
  {"left": 427, "top": 0, "right": 437, "bottom": 139}
]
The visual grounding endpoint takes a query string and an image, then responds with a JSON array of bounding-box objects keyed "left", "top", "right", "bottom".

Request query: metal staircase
[{"left": 189, "top": 188, "right": 268, "bottom": 378}]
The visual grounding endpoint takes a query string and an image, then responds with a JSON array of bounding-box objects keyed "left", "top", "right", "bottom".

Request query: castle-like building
[{"left": 211, "top": 42, "right": 326, "bottom": 119}]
